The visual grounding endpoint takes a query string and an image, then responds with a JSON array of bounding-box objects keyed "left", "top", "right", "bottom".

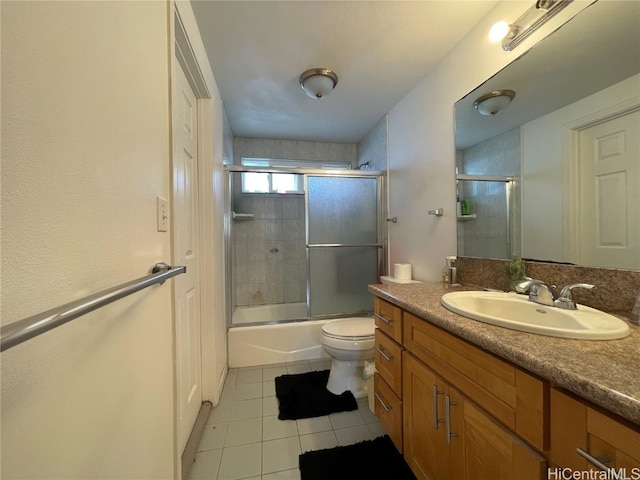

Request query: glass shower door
[{"left": 306, "top": 175, "right": 380, "bottom": 317}]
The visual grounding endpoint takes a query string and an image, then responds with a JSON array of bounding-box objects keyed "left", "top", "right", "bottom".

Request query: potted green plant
[{"left": 505, "top": 256, "right": 527, "bottom": 291}]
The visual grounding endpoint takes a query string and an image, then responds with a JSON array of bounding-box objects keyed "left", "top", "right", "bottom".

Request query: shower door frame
[{"left": 224, "top": 164, "right": 385, "bottom": 327}]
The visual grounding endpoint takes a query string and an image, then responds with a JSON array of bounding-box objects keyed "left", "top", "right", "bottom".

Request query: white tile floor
[{"left": 187, "top": 359, "right": 385, "bottom": 480}]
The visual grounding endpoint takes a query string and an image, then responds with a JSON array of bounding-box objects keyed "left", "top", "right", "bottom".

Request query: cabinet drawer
[
  {"left": 403, "top": 312, "right": 548, "bottom": 451},
  {"left": 464, "top": 400, "right": 547, "bottom": 480},
  {"left": 374, "top": 373, "right": 403, "bottom": 453},
  {"left": 550, "top": 388, "right": 640, "bottom": 470},
  {"left": 375, "top": 329, "right": 403, "bottom": 397},
  {"left": 374, "top": 297, "right": 402, "bottom": 343}
]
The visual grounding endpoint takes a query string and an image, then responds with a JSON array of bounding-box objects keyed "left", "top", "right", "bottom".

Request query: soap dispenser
[{"left": 446, "top": 256, "right": 458, "bottom": 286}]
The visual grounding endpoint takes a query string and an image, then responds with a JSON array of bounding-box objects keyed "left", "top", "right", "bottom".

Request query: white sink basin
[{"left": 441, "top": 291, "right": 630, "bottom": 340}]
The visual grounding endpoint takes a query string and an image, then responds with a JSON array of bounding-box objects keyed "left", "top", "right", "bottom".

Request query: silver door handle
[
  {"left": 375, "top": 346, "right": 392, "bottom": 362},
  {"left": 433, "top": 385, "right": 444, "bottom": 430},
  {"left": 445, "top": 395, "right": 458, "bottom": 444},
  {"left": 374, "top": 392, "right": 391, "bottom": 413},
  {"left": 576, "top": 448, "right": 614, "bottom": 473},
  {"left": 374, "top": 313, "right": 392, "bottom": 325}
]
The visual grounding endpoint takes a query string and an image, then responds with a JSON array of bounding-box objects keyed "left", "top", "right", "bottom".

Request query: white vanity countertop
[{"left": 369, "top": 282, "right": 640, "bottom": 426}]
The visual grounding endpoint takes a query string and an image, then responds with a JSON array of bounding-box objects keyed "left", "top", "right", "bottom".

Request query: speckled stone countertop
[{"left": 369, "top": 282, "right": 640, "bottom": 427}]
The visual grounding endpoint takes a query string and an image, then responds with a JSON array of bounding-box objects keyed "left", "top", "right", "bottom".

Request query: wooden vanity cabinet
[
  {"left": 373, "top": 293, "right": 640, "bottom": 479},
  {"left": 550, "top": 388, "right": 640, "bottom": 472},
  {"left": 373, "top": 296, "right": 548, "bottom": 480},
  {"left": 403, "top": 311, "right": 548, "bottom": 452},
  {"left": 403, "top": 352, "right": 464, "bottom": 480},
  {"left": 373, "top": 298, "right": 404, "bottom": 452},
  {"left": 403, "top": 343, "right": 545, "bottom": 480}
]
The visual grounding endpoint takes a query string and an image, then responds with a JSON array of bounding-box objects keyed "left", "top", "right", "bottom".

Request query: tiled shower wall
[
  {"left": 457, "top": 127, "right": 522, "bottom": 259},
  {"left": 232, "top": 190, "right": 306, "bottom": 306},
  {"left": 231, "top": 137, "right": 358, "bottom": 308}
]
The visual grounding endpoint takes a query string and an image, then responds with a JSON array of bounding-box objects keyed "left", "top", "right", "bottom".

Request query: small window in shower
[{"left": 240, "top": 158, "right": 351, "bottom": 194}]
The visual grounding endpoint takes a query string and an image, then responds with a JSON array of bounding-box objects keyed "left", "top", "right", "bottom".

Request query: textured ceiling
[{"left": 191, "top": 1, "right": 499, "bottom": 143}]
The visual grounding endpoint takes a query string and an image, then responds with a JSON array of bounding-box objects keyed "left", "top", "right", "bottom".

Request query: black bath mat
[
  {"left": 299, "top": 435, "right": 416, "bottom": 480},
  {"left": 275, "top": 369, "right": 357, "bottom": 420}
]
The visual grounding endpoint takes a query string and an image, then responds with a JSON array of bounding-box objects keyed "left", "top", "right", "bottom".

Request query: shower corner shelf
[
  {"left": 232, "top": 212, "right": 255, "bottom": 221},
  {"left": 457, "top": 214, "right": 477, "bottom": 221}
]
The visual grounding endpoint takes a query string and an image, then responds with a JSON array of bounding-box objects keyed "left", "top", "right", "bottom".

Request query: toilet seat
[{"left": 321, "top": 317, "right": 375, "bottom": 341}]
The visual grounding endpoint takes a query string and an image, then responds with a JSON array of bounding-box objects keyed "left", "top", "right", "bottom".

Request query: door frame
[
  {"left": 171, "top": 3, "right": 225, "bottom": 477},
  {"left": 561, "top": 96, "right": 640, "bottom": 263}
]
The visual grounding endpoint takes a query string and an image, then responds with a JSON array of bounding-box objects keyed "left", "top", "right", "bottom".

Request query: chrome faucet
[
  {"left": 512, "top": 278, "right": 556, "bottom": 306},
  {"left": 554, "top": 283, "right": 595, "bottom": 310},
  {"left": 512, "top": 278, "right": 594, "bottom": 310}
]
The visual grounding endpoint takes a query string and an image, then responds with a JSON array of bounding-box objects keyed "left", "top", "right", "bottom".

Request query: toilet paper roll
[{"left": 394, "top": 263, "right": 412, "bottom": 280}]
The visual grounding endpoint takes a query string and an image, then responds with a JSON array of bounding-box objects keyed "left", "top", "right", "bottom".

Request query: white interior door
[
  {"left": 173, "top": 62, "right": 202, "bottom": 453},
  {"left": 577, "top": 109, "right": 640, "bottom": 269}
]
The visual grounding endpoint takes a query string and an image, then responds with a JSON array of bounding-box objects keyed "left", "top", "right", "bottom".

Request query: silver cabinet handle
[
  {"left": 375, "top": 345, "right": 392, "bottom": 362},
  {"left": 445, "top": 395, "right": 458, "bottom": 444},
  {"left": 433, "top": 385, "right": 444, "bottom": 430},
  {"left": 374, "top": 392, "right": 392, "bottom": 413},
  {"left": 576, "top": 448, "right": 614, "bottom": 473},
  {"left": 374, "top": 313, "right": 392, "bottom": 325}
]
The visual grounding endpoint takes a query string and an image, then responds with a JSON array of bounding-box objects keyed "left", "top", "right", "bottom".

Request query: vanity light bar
[{"left": 502, "top": 0, "right": 573, "bottom": 51}]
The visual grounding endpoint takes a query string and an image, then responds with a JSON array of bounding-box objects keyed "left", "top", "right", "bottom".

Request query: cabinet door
[
  {"left": 551, "top": 388, "right": 640, "bottom": 472},
  {"left": 403, "top": 352, "right": 448, "bottom": 480},
  {"left": 463, "top": 401, "right": 546, "bottom": 480},
  {"left": 375, "top": 329, "right": 403, "bottom": 397},
  {"left": 374, "top": 297, "right": 403, "bottom": 342},
  {"left": 374, "top": 373, "right": 403, "bottom": 452}
]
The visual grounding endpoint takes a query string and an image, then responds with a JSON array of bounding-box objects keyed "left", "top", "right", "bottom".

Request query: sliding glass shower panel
[
  {"left": 307, "top": 176, "right": 378, "bottom": 244},
  {"left": 307, "top": 175, "right": 380, "bottom": 317},
  {"left": 308, "top": 247, "right": 378, "bottom": 316},
  {"left": 457, "top": 179, "right": 512, "bottom": 259}
]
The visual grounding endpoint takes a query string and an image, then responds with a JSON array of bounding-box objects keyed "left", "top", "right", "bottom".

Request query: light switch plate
[{"left": 157, "top": 196, "right": 168, "bottom": 232}]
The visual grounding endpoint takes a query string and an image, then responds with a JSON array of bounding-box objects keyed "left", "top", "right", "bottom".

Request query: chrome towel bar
[{"left": 0, "top": 262, "right": 186, "bottom": 352}]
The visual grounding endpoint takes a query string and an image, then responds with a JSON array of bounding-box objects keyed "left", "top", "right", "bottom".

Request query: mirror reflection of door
[{"left": 576, "top": 110, "right": 640, "bottom": 269}]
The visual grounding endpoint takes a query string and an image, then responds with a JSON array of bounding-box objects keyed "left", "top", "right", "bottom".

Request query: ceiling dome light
[
  {"left": 473, "top": 90, "right": 516, "bottom": 116},
  {"left": 299, "top": 68, "right": 338, "bottom": 100}
]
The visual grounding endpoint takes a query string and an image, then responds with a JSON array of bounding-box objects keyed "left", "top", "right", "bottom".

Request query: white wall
[
  {"left": 2, "top": 2, "right": 176, "bottom": 478},
  {"left": 521, "top": 73, "right": 640, "bottom": 262},
  {"left": 387, "top": 0, "right": 593, "bottom": 281}
]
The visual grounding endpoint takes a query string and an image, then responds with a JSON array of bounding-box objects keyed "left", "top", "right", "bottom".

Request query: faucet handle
[
  {"left": 529, "top": 283, "right": 556, "bottom": 306},
  {"left": 555, "top": 283, "right": 595, "bottom": 309}
]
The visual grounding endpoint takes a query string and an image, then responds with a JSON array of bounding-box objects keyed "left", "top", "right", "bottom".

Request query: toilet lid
[{"left": 322, "top": 318, "right": 375, "bottom": 340}]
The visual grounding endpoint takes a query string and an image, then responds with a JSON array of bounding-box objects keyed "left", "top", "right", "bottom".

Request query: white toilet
[{"left": 321, "top": 317, "right": 375, "bottom": 398}]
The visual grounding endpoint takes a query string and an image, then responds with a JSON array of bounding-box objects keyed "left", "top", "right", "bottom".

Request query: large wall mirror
[{"left": 454, "top": 0, "right": 639, "bottom": 270}]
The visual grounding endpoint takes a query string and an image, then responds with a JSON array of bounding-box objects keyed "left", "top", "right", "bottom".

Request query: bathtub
[
  {"left": 231, "top": 302, "right": 307, "bottom": 325},
  {"left": 228, "top": 319, "right": 332, "bottom": 368}
]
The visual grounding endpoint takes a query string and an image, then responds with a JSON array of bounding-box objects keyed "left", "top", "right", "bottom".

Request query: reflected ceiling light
[
  {"left": 473, "top": 90, "right": 516, "bottom": 116},
  {"left": 489, "top": 21, "right": 517, "bottom": 43},
  {"left": 490, "top": 0, "right": 573, "bottom": 51},
  {"left": 299, "top": 68, "right": 338, "bottom": 100}
]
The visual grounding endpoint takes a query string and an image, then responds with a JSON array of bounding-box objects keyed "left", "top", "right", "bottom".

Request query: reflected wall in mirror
[{"left": 454, "top": 0, "right": 640, "bottom": 270}]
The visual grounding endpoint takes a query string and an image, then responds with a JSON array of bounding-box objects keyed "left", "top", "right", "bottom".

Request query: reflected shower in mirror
[{"left": 454, "top": 0, "right": 640, "bottom": 270}]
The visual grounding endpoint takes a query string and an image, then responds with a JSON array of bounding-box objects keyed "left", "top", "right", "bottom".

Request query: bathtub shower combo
[{"left": 225, "top": 164, "right": 384, "bottom": 392}]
